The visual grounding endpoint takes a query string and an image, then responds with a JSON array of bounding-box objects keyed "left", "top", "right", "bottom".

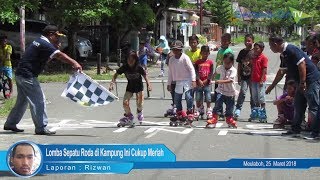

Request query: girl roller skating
[
  {"left": 206, "top": 53, "right": 238, "bottom": 128},
  {"left": 109, "top": 51, "right": 152, "bottom": 127}
]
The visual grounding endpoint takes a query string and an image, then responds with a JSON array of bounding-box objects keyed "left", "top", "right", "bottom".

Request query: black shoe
[
  {"left": 282, "top": 130, "right": 300, "bottom": 137},
  {"left": 35, "top": 128, "right": 56, "bottom": 135},
  {"left": 303, "top": 133, "right": 320, "bottom": 140},
  {"left": 3, "top": 126, "right": 24, "bottom": 132}
]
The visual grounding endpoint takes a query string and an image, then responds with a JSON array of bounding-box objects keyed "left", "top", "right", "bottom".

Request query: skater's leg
[
  {"left": 195, "top": 87, "right": 203, "bottom": 108},
  {"left": 136, "top": 91, "right": 144, "bottom": 112},
  {"left": 204, "top": 85, "right": 211, "bottom": 108},
  {"left": 185, "top": 89, "right": 194, "bottom": 111},
  {"left": 224, "top": 95, "right": 235, "bottom": 118},
  {"left": 136, "top": 91, "right": 144, "bottom": 122},
  {"left": 123, "top": 91, "right": 133, "bottom": 115},
  {"left": 235, "top": 80, "right": 248, "bottom": 110},
  {"left": 171, "top": 83, "right": 176, "bottom": 104},
  {"left": 174, "top": 92, "right": 183, "bottom": 111}
]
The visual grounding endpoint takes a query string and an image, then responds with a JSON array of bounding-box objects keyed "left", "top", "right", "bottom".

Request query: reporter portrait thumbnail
[{"left": 8, "top": 141, "right": 42, "bottom": 177}]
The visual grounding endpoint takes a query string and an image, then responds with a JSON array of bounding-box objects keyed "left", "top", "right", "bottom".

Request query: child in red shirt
[
  {"left": 250, "top": 41, "right": 268, "bottom": 122},
  {"left": 194, "top": 46, "right": 214, "bottom": 119}
]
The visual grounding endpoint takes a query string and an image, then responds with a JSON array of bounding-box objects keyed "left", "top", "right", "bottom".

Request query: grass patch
[
  {"left": 38, "top": 71, "right": 114, "bottom": 83},
  {"left": 0, "top": 98, "right": 16, "bottom": 118}
]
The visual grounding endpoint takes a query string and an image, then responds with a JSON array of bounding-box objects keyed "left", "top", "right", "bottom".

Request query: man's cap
[
  {"left": 42, "top": 25, "right": 65, "bottom": 36},
  {"left": 171, "top": 40, "right": 184, "bottom": 50}
]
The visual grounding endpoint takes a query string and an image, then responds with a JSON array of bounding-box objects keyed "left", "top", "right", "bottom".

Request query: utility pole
[
  {"left": 200, "top": 0, "right": 203, "bottom": 34},
  {"left": 20, "top": 5, "right": 25, "bottom": 53}
]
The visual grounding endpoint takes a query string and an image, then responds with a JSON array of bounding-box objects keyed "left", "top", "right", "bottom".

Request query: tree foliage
[
  {"left": 204, "top": 0, "right": 232, "bottom": 30},
  {"left": 237, "top": 0, "right": 320, "bottom": 34},
  {"left": 0, "top": 0, "right": 39, "bottom": 23}
]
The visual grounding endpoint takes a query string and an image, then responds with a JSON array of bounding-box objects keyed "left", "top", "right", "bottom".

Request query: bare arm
[
  {"left": 53, "top": 52, "right": 82, "bottom": 71},
  {"left": 266, "top": 69, "right": 286, "bottom": 94},
  {"left": 109, "top": 73, "right": 119, "bottom": 91},
  {"left": 143, "top": 74, "right": 152, "bottom": 91}
]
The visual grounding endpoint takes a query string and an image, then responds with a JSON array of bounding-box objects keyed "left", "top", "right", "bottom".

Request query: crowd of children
[{"left": 108, "top": 32, "right": 320, "bottom": 140}]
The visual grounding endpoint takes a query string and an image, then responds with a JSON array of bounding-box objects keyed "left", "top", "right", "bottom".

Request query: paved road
[{"left": 0, "top": 44, "right": 319, "bottom": 180}]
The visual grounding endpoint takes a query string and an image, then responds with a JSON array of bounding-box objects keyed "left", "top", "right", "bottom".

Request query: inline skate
[
  {"left": 234, "top": 109, "right": 241, "bottom": 120},
  {"left": 206, "top": 114, "right": 218, "bottom": 128},
  {"left": 249, "top": 107, "right": 259, "bottom": 122},
  {"left": 137, "top": 112, "right": 144, "bottom": 125},
  {"left": 258, "top": 108, "right": 267, "bottom": 123},
  {"left": 117, "top": 113, "right": 134, "bottom": 128},
  {"left": 169, "top": 110, "right": 187, "bottom": 126},
  {"left": 185, "top": 110, "right": 196, "bottom": 127},
  {"left": 206, "top": 107, "right": 213, "bottom": 120},
  {"left": 164, "top": 104, "right": 176, "bottom": 117},
  {"left": 226, "top": 116, "right": 237, "bottom": 128}
]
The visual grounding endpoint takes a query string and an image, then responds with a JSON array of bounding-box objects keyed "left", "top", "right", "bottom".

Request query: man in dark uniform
[{"left": 3, "top": 25, "right": 82, "bottom": 135}]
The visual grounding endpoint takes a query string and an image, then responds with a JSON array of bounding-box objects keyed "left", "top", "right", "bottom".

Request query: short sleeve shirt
[
  {"left": 194, "top": 59, "right": 214, "bottom": 81},
  {"left": 282, "top": 44, "right": 320, "bottom": 84},
  {"left": 185, "top": 49, "right": 201, "bottom": 63},
  {"left": 15, "top": 36, "right": 59, "bottom": 78},
  {"left": 0, "top": 44, "right": 12, "bottom": 67},
  {"left": 216, "top": 47, "right": 233, "bottom": 67},
  {"left": 116, "top": 64, "right": 146, "bottom": 93},
  {"left": 215, "top": 65, "right": 237, "bottom": 96},
  {"left": 236, "top": 49, "right": 252, "bottom": 79},
  {"left": 251, "top": 53, "right": 268, "bottom": 83}
]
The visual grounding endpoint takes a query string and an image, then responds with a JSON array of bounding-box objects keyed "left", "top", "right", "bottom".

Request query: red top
[
  {"left": 251, "top": 53, "right": 268, "bottom": 82},
  {"left": 194, "top": 59, "right": 214, "bottom": 81}
]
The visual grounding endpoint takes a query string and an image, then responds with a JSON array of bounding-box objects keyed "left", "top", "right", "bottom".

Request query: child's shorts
[
  {"left": 195, "top": 86, "right": 211, "bottom": 102},
  {"left": 139, "top": 55, "right": 148, "bottom": 66},
  {"left": 0, "top": 67, "right": 13, "bottom": 79}
]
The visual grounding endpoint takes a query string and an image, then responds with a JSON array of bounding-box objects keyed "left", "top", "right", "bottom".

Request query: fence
[{"left": 97, "top": 79, "right": 284, "bottom": 102}]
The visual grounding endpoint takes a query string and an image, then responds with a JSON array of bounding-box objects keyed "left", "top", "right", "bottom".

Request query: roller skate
[
  {"left": 169, "top": 115, "right": 179, "bottom": 127},
  {"left": 185, "top": 110, "right": 195, "bottom": 128},
  {"left": 164, "top": 104, "right": 176, "bottom": 117},
  {"left": 117, "top": 113, "right": 134, "bottom": 128},
  {"left": 206, "top": 114, "right": 218, "bottom": 128},
  {"left": 273, "top": 114, "right": 286, "bottom": 129},
  {"left": 206, "top": 107, "right": 213, "bottom": 120},
  {"left": 137, "top": 112, "right": 144, "bottom": 125},
  {"left": 258, "top": 108, "right": 267, "bottom": 123},
  {"left": 249, "top": 107, "right": 259, "bottom": 122},
  {"left": 234, "top": 109, "right": 241, "bottom": 120},
  {"left": 194, "top": 109, "right": 200, "bottom": 121},
  {"left": 226, "top": 116, "right": 237, "bottom": 128},
  {"left": 169, "top": 110, "right": 186, "bottom": 126}
]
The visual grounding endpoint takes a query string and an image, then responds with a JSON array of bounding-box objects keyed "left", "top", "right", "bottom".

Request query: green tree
[
  {"left": 0, "top": 0, "right": 39, "bottom": 23},
  {"left": 205, "top": 0, "right": 233, "bottom": 31}
]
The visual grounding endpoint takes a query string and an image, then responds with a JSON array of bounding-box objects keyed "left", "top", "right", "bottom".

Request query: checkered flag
[{"left": 61, "top": 72, "right": 118, "bottom": 107}]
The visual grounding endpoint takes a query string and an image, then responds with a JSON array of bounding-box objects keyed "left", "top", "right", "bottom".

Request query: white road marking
[
  {"left": 49, "top": 120, "right": 73, "bottom": 131},
  {"left": 113, "top": 128, "right": 128, "bottom": 133},
  {"left": 0, "top": 118, "right": 287, "bottom": 138},
  {"left": 144, "top": 128, "right": 157, "bottom": 133},
  {"left": 218, "top": 130, "right": 228, "bottom": 136},
  {"left": 145, "top": 128, "right": 193, "bottom": 138}
]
